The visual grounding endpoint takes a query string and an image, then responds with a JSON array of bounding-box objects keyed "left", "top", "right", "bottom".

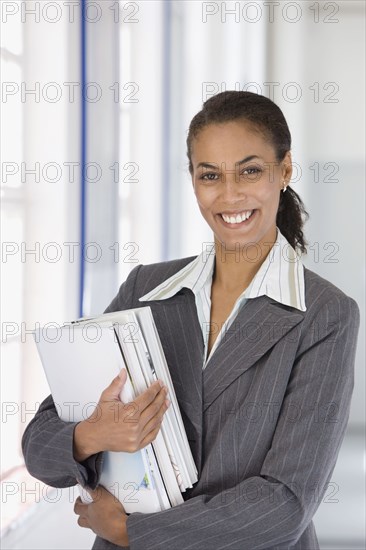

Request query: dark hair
[{"left": 186, "top": 91, "right": 308, "bottom": 254}]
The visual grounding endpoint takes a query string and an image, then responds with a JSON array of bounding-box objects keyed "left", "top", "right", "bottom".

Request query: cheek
[
  {"left": 197, "top": 201, "right": 213, "bottom": 220},
  {"left": 194, "top": 188, "right": 216, "bottom": 210},
  {"left": 256, "top": 177, "right": 281, "bottom": 205}
]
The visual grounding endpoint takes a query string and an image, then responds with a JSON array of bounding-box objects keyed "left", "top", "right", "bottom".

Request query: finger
[
  {"left": 100, "top": 370, "right": 127, "bottom": 402},
  {"left": 133, "top": 380, "right": 166, "bottom": 412},
  {"left": 77, "top": 516, "right": 90, "bottom": 529},
  {"left": 86, "top": 486, "right": 104, "bottom": 502},
  {"left": 74, "top": 497, "right": 88, "bottom": 515},
  {"left": 139, "top": 423, "right": 162, "bottom": 448},
  {"left": 140, "top": 399, "right": 170, "bottom": 443},
  {"left": 98, "top": 379, "right": 167, "bottom": 447},
  {"left": 139, "top": 388, "right": 169, "bottom": 428}
]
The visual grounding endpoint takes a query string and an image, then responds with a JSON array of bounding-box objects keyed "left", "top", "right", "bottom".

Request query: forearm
[
  {"left": 126, "top": 476, "right": 307, "bottom": 550},
  {"left": 22, "top": 394, "right": 104, "bottom": 489}
]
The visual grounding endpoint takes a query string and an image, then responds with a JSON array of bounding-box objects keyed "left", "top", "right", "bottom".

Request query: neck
[{"left": 213, "top": 229, "right": 277, "bottom": 293}]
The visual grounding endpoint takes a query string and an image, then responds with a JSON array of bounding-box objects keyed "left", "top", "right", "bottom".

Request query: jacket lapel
[
  {"left": 202, "top": 295, "right": 305, "bottom": 412},
  {"left": 147, "top": 291, "right": 304, "bottom": 477}
]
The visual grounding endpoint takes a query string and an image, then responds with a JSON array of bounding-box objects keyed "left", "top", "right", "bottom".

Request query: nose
[{"left": 219, "top": 170, "right": 247, "bottom": 201}]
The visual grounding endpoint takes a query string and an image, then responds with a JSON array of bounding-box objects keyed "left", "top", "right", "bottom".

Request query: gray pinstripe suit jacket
[{"left": 22, "top": 257, "right": 360, "bottom": 550}]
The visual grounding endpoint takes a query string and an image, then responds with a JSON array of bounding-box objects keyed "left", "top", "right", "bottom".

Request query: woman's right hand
[{"left": 73, "top": 369, "right": 170, "bottom": 462}]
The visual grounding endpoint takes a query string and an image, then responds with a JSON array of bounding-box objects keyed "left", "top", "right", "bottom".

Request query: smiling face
[{"left": 190, "top": 121, "right": 292, "bottom": 252}]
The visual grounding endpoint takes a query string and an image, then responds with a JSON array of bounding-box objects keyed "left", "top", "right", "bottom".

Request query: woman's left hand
[{"left": 74, "top": 486, "right": 129, "bottom": 547}]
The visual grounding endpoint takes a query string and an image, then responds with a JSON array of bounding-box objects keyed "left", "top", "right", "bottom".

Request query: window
[
  {"left": 1, "top": 4, "right": 80, "bottom": 535},
  {"left": 116, "top": 0, "right": 267, "bottom": 282}
]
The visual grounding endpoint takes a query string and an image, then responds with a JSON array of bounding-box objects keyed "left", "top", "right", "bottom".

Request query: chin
[{"left": 215, "top": 228, "right": 275, "bottom": 251}]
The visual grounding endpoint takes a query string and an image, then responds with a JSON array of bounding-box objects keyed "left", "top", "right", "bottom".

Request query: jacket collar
[{"left": 138, "top": 228, "right": 306, "bottom": 312}]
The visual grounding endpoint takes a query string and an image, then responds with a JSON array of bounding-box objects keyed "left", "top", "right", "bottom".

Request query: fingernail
[
  {"left": 165, "top": 399, "right": 170, "bottom": 407},
  {"left": 158, "top": 380, "right": 164, "bottom": 388}
]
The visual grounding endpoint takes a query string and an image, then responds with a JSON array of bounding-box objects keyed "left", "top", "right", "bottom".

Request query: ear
[{"left": 282, "top": 151, "right": 293, "bottom": 186}]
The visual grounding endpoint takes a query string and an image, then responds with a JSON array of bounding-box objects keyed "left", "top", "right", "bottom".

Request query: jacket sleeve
[
  {"left": 125, "top": 294, "right": 360, "bottom": 550},
  {"left": 21, "top": 265, "right": 142, "bottom": 490}
]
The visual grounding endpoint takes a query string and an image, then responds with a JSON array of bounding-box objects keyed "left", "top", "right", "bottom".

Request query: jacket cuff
[{"left": 71, "top": 423, "right": 105, "bottom": 489}]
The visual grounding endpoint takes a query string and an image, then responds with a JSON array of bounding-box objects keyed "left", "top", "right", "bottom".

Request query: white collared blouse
[{"left": 139, "top": 228, "right": 306, "bottom": 369}]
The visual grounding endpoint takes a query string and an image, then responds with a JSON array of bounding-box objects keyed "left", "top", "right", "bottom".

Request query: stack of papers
[{"left": 33, "top": 306, "right": 198, "bottom": 513}]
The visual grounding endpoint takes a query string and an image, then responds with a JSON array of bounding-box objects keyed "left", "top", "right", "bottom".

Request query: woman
[{"left": 22, "top": 91, "right": 360, "bottom": 549}]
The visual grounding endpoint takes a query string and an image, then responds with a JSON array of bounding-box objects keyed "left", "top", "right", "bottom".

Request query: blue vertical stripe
[
  {"left": 162, "top": 1, "right": 171, "bottom": 261},
  {"left": 79, "top": 0, "right": 87, "bottom": 317}
]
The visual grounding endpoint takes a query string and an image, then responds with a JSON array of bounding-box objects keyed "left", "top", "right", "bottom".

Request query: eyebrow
[{"left": 196, "top": 155, "right": 261, "bottom": 170}]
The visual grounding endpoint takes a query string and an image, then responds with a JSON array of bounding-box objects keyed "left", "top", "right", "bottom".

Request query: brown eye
[
  {"left": 201, "top": 173, "right": 219, "bottom": 181},
  {"left": 243, "top": 167, "right": 261, "bottom": 175},
  {"left": 242, "top": 167, "right": 262, "bottom": 180}
]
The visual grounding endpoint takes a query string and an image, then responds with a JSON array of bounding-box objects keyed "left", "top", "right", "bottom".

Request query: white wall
[{"left": 266, "top": 0, "right": 365, "bottom": 429}]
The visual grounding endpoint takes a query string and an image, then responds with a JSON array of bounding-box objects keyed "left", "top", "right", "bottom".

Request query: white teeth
[{"left": 221, "top": 210, "right": 253, "bottom": 224}]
